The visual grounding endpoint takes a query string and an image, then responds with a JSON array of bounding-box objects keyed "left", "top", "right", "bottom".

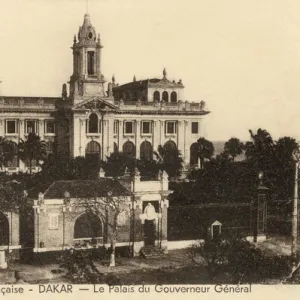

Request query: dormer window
[{"left": 87, "top": 51, "right": 95, "bottom": 75}]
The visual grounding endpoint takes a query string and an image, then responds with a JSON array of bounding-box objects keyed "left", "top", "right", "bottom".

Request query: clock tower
[{"left": 69, "top": 13, "right": 106, "bottom": 105}]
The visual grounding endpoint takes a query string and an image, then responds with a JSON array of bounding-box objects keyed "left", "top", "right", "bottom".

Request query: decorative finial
[
  {"left": 73, "top": 34, "right": 77, "bottom": 44},
  {"left": 62, "top": 83, "right": 67, "bottom": 99},
  {"left": 133, "top": 75, "right": 136, "bottom": 82},
  {"left": 112, "top": 74, "right": 115, "bottom": 83},
  {"left": 163, "top": 68, "right": 167, "bottom": 79},
  {"left": 97, "top": 33, "right": 100, "bottom": 43}
]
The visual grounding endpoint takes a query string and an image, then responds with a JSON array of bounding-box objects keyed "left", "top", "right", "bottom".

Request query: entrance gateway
[{"left": 142, "top": 202, "right": 159, "bottom": 246}]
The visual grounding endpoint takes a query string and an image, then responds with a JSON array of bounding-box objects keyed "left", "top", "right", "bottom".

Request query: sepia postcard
[{"left": 0, "top": 0, "right": 300, "bottom": 299}]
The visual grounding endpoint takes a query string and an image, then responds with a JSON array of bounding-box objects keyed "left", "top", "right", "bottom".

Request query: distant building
[{"left": 0, "top": 13, "right": 210, "bottom": 172}]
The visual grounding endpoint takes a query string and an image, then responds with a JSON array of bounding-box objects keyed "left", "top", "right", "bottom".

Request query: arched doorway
[
  {"left": 123, "top": 141, "right": 135, "bottom": 158},
  {"left": 85, "top": 141, "right": 101, "bottom": 164},
  {"left": 162, "top": 91, "right": 169, "bottom": 102},
  {"left": 190, "top": 143, "right": 198, "bottom": 166},
  {"left": 140, "top": 141, "right": 153, "bottom": 161},
  {"left": 0, "top": 213, "right": 9, "bottom": 246},
  {"left": 74, "top": 212, "right": 103, "bottom": 240}
]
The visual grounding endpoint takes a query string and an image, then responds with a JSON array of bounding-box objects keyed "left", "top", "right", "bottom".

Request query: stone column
[
  {"left": 159, "top": 120, "right": 164, "bottom": 146},
  {"left": 160, "top": 197, "right": 169, "bottom": 253},
  {"left": 152, "top": 121, "right": 159, "bottom": 152},
  {"left": 107, "top": 118, "right": 114, "bottom": 157},
  {"left": 80, "top": 48, "right": 85, "bottom": 76},
  {"left": 132, "top": 197, "right": 144, "bottom": 256},
  {"left": 118, "top": 120, "right": 123, "bottom": 152},
  {"left": 177, "top": 120, "right": 186, "bottom": 164},
  {"left": 101, "top": 119, "right": 107, "bottom": 160},
  {"left": 135, "top": 121, "right": 141, "bottom": 159}
]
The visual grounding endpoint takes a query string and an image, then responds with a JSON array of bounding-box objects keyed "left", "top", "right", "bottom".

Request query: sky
[{"left": 0, "top": 0, "right": 300, "bottom": 141}]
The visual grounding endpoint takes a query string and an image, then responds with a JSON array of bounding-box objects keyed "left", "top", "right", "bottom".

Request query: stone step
[{"left": 140, "top": 246, "right": 165, "bottom": 258}]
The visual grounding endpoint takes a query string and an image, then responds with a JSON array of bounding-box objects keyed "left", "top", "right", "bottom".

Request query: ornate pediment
[{"left": 73, "top": 96, "right": 118, "bottom": 111}]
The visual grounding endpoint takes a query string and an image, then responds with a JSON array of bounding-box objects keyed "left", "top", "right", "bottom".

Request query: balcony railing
[
  {"left": 115, "top": 100, "right": 206, "bottom": 112},
  {"left": 0, "top": 97, "right": 58, "bottom": 110}
]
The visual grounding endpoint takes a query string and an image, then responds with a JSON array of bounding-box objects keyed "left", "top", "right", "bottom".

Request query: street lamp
[{"left": 292, "top": 148, "right": 300, "bottom": 259}]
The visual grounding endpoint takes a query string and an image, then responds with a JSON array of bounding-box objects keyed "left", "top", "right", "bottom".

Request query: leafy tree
[
  {"left": 18, "top": 133, "right": 46, "bottom": 175},
  {"left": 224, "top": 137, "right": 244, "bottom": 161},
  {"left": 197, "top": 138, "right": 214, "bottom": 169},
  {"left": 78, "top": 191, "right": 129, "bottom": 269},
  {"left": 155, "top": 145, "right": 183, "bottom": 179},
  {"left": 102, "top": 152, "right": 134, "bottom": 178},
  {"left": 0, "top": 137, "right": 16, "bottom": 170},
  {"left": 0, "top": 179, "right": 27, "bottom": 212},
  {"left": 189, "top": 234, "right": 291, "bottom": 283}
]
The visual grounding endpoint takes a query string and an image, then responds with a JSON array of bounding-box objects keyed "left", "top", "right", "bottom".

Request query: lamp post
[{"left": 292, "top": 148, "right": 300, "bottom": 259}]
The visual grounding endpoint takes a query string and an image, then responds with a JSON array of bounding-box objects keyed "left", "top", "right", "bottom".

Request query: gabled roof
[
  {"left": 73, "top": 96, "right": 118, "bottom": 110},
  {"left": 30, "top": 179, "right": 131, "bottom": 200}
]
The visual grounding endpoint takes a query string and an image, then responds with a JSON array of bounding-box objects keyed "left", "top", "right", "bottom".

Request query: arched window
[
  {"left": 163, "top": 140, "right": 177, "bottom": 163},
  {"left": 162, "top": 91, "right": 169, "bottom": 102},
  {"left": 171, "top": 91, "right": 177, "bottom": 103},
  {"left": 190, "top": 143, "right": 198, "bottom": 166},
  {"left": 140, "top": 141, "right": 153, "bottom": 161},
  {"left": 74, "top": 213, "right": 102, "bottom": 239},
  {"left": 85, "top": 141, "right": 101, "bottom": 164},
  {"left": 87, "top": 113, "right": 99, "bottom": 134},
  {"left": 123, "top": 141, "right": 135, "bottom": 158},
  {"left": 6, "top": 142, "right": 18, "bottom": 168},
  {"left": 164, "top": 140, "right": 177, "bottom": 152},
  {"left": 153, "top": 91, "right": 160, "bottom": 102},
  {"left": 0, "top": 213, "right": 9, "bottom": 246}
]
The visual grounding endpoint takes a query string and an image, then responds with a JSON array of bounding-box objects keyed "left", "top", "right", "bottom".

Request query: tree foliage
[
  {"left": 0, "top": 137, "right": 16, "bottom": 170},
  {"left": 224, "top": 137, "right": 244, "bottom": 161},
  {"left": 18, "top": 133, "right": 46, "bottom": 174},
  {"left": 197, "top": 138, "right": 215, "bottom": 168},
  {"left": 189, "top": 235, "right": 291, "bottom": 283}
]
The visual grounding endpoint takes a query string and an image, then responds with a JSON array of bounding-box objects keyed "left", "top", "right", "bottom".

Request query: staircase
[{"left": 140, "top": 246, "right": 165, "bottom": 258}]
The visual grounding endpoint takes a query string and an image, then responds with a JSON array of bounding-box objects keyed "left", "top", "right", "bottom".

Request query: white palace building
[{"left": 0, "top": 13, "right": 210, "bottom": 172}]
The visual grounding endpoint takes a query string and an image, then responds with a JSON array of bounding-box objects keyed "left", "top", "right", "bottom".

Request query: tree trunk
[{"left": 109, "top": 234, "right": 116, "bottom": 268}]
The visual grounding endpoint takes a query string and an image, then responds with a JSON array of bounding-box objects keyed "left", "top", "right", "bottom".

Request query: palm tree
[
  {"left": 0, "top": 137, "right": 16, "bottom": 170},
  {"left": 18, "top": 133, "right": 46, "bottom": 175},
  {"left": 197, "top": 138, "right": 214, "bottom": 169},
  {"left": 224, "top": 137, "right": 244, "bottom": 161},
  {"left": 154, "top": 145, "right": 183, "bottom": 179}
]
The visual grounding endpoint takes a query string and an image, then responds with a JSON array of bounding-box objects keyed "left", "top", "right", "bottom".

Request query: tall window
[
  {"left": 162, "top": 91, "right": 169, "bottom": 102},
  {"left": 171, "top": 91, "right": 177, "bottom": 103},
  {"left": 165, "top": 121, "right": 176, "bottom": 134},
  {"left": 44, "top": 120, "right": 55, "bottom": 134},
  {"left": 191, "top": 122, "right": 199, "bottom": 134},
  {"left": 5, "top": 120, "right": 18, "bottom": 134},
  {"left": 25, "top": 120, "right": 37, "bottom": 134},
  {"left": 87, "top": 51, "right": 95, "bottom": 75},
  {"left": 87, "top": 113, "right": 99, "bottom": 134},
  {"left": 142, "top": 121, "right": 151, "bottom": 134},
  {"left": 124, "top": 121, "right": 134, "bottom": 134},
  {"left": 153, "top": 91, "right": 160, "bottom": 101}
]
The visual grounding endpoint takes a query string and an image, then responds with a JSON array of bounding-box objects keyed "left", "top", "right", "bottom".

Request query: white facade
[{"left": 0, "top": 13, "right": 210, "bottom": 172}]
